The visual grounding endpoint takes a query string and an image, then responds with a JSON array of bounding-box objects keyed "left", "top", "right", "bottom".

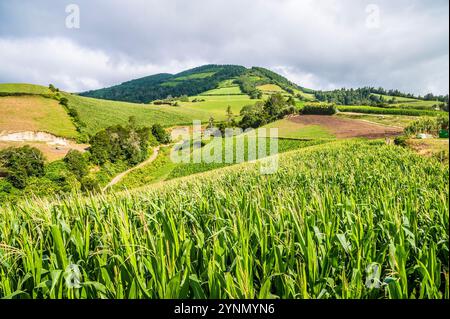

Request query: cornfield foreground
[{"left": 0, "top": 140, "right": 448, "bottom": 299}]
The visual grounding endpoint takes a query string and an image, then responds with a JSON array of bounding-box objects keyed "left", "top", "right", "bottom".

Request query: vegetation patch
[
  {"left": 80, "top": 65, "right": 247, "bottom": 103},
  {"left": 301, "top": 103, "right": 337, "bottom": 115},
  {"left": 404, "top": 116, "right": 449, "bottom": 137},
  {"left": 0, "top": 140, "right": 447, "bottom": 298},
  {"left": 264, "top": 119, "right": 335, "bottom": 139},
  {"left": 337, "top": 105, "right": 445, "bottom": 117},
  {"left": 336, "top": 113, "right": 418, "bottom": 128},
  {"left": 66, "top": 94, "right": 212, "bottom": 136},
  {"left": 178, "top": 94, "right": 258, "bottom": 121},
  {"left": 256, "top": 84, "right": 285, "bottom": 93}
]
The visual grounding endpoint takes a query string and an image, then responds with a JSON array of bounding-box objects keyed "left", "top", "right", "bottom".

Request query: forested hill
[
  {"left": 80, "top": 63, "right": 449, "bottom": 107},
  {"left": 79, "top": 64, "right": 304, "bottom": 103},
  {"left": 80, "top": 65, "right": 245, "bottom": 103}
]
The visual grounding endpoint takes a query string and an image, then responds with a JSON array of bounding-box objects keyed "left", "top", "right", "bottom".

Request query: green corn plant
[{"left": 0, "top": 140, "right": 448, "bottom": 299}]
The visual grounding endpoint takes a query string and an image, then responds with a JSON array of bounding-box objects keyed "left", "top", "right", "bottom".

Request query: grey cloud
[{"left": 0, "top": 0, "right": 448, "bottom": 94}]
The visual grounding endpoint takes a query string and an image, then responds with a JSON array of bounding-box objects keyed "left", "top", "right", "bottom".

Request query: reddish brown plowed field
[{"left": 288, "top": 115, "right": 403, "bottom": 139}]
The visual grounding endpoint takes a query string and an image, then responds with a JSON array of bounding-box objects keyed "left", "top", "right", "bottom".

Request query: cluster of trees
[
  {"left": 239, "top": 93, "right": 297, "bottom": 129},
  {"left": 90, "top": 124, "right": 151, "bottom": 165},
  {"left": 90, "top": 118, "right": 170, "bottom": 165},
  {"left": 301, "top": 103, "right": 337, "bottom": 115},
  {"left": 315, "top": 87, "right": 449, "bottom": 108},
  {"left": 0, "top": 145, "right": 96, "bottom": 200},
  {"left": 205, "top": 94, "right": 298, "bottom": 134},
  {"left": 234, "top": 76, "right": 263, "bottom": 99},
  {"left": 0, "top": 146, "right": 45, "bottom": 189},
  {"left": 234, "top": 67, "right": 301, "bottom": 99},
  {"left": 151, "top": 124, "right": 171, "bottom": 144},
  {"left": 370, "top": 87, "right": 449, "bottom": 103},
  {"left": 81, "top": 65, "right": 247, "bottom": 103},
  {"left": 48, "top": 84, "right": 60, "bottom": 93},
  {"left": 63, "top": 149, "right": 100, "bottom": 192},
  {"left": 250, "top": 67, "right": 298, "bottom": 94},
  {"left": 404, "top": 116, "right": 449, "bottom": 137},
  {"left": 315, "top": 88, "right": 391, "bottom": 106},
  {"left": 422, "top": 93, "right": 449, "bottom": 103},
  {"left": 59, "top": 96, "right": 87, "bottom": 138},
  {"left": 153, "top": 94, "right": 191, "bottom": 106},
  {"left": 46, "top": 85, "right": 89, "bottom": 140},
  {"left": 0, "top": 118, "right": 172, "bottom": 201},
  {"left": 64, "top": 149, "right": 89, "bottom": 180},
  {"left": 81, "top": 64, "right": 307, "bottom": 103}
]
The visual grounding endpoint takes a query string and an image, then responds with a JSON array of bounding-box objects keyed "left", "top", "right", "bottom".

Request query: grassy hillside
[
  {"left": 80, "top": 64, "right": 314, "bottom": 104},
  {"left": 0, "top": 83, "right": 254, "bottom": 139},
  {"left": 65, "top": 94, "right": 212, "bottom": 136},
  {"left": 0, "top": 83, "right": 51, "bottom": 95},
  {"left": 0, "top": 140, "right": 447, "bottom": 299},
  {"left": 177, "top": 94, "right": 257, "bottom": 120},
  {"left": 80, "top": 65, "right": 248, "bottom": 103},
  {"left": 114, "top": 138, "right": 328, "bottom": 190},
  {"left": 257, "top": 84, "right": 285, "bottom": 93},
  {"left": 264, "top": 119, "right": 335, "bottom": 139},
  {"left": 0, "top": 84, "right": 216, "bottom": 138},
  {"left": 200, "top": 86, "right": 243, "bottom": 95},
  {"left": 0, "top": 95, "right": 78, "bottom": 138}
]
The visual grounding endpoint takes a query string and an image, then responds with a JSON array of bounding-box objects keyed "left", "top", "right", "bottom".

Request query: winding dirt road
[{"left": 102, "top": 146, "right": 160, "bottom": 191}]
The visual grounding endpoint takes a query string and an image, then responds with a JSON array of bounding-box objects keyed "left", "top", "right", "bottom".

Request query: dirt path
[
  {"left": 103, "top": 146, "right": 160, "bottom": 191},
  {"left": 288, "top": 115, "right": 402, "bottom": 139}
]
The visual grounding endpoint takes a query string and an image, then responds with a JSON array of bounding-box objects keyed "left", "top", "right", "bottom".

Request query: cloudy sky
[{"left": 0, "top": 0, "right": 448, "bottom": 94}]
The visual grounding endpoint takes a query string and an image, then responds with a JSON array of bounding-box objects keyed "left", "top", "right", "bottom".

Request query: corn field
[{"left": 0, "top": 140, "right": 448, "bottom": 299}]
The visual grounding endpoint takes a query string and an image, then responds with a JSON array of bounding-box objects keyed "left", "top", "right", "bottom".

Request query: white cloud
[
  {"left": 0, "top": 0, "right": 448, "bottom": 94},
  {"left": 0, "top": 37, "right": 207, "bottom": 92}
]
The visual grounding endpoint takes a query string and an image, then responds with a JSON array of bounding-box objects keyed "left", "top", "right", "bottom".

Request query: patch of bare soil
[
  {"left": 288, "top": 115, "right": 403, "bottom": 139},
  {"left": 0, "top": 131, "right": 88, "bottom": 162},
  {"left": 407, "top": 138, "right": 449, "bottom": 158}
]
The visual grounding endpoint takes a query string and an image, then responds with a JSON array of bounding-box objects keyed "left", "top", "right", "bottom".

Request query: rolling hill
[
  {"left": 0, "top": 83, "right": 216, "bottom": 140},
  {"left": 0, "top": 95, "right": 77, "bottom": 138},
  {"left": 80, "top": 64, "right": 311, "bottom": 103}
]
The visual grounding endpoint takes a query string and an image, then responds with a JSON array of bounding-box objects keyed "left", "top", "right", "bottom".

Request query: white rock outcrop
[{"left": 0, "top": 131, "right": 68, "bottom": 146}]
